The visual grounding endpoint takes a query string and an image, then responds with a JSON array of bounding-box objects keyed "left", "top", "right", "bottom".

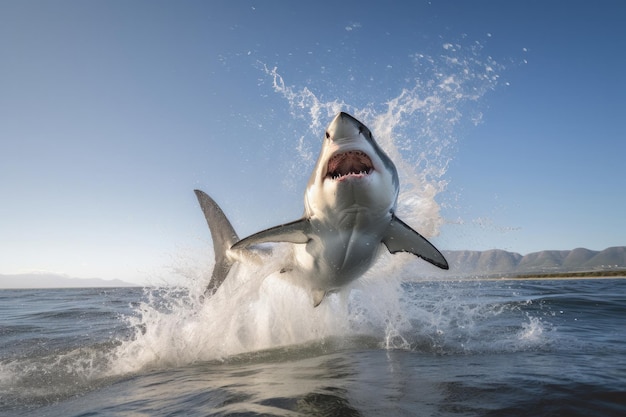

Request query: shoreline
[
  {"left": 430, "top": 270, "right": 626, "bottom": 281},
  {"left": 478, "top": 275, "right": 626, "bottom": 281},
  {"left": 505, "top": 270, "right": 626, "bottom": 280}
]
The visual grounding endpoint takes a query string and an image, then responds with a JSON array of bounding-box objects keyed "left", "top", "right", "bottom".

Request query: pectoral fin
[
  {"left": 382, "top": 215, "right": 449, "bottom": 270},
  {"left": 231, "top": 218, "right": 310, "bottom": 250},
  {"left": 312, "top": 290, "right": 326, "bottom": 308}
]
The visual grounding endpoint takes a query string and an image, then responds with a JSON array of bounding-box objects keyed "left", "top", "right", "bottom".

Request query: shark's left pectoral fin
[
  {"left": 382, "top": 215, "right": 449, "bottom": 270},
  {"left": 231, "top": 218, "right": 310, "bottom": 250}
]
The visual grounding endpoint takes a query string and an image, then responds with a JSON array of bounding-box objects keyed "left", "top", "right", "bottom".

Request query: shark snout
[
  {"left": 326, "top": 112, "right": 371, "bottom": 142},
  {"left": 321, "top": 112, "right": 381, "bottom": 182}
]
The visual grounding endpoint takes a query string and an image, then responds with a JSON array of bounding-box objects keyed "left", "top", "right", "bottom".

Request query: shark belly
[{"left": 293, "top": 210, "right": 389, "bottom": 292}]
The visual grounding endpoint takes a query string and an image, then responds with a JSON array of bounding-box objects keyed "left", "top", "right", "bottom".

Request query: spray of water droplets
[{"left": 102, "top": 41, "right": 551, "bottom": 375}]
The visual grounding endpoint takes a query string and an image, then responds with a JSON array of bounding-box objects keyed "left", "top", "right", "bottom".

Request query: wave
[{"left": 6, "top": 278, "right": 624, "bottom": 413}]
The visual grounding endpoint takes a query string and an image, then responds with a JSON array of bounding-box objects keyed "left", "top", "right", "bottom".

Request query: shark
[{"left": 194, "top": 112, "right": 448, "bottom": 307}]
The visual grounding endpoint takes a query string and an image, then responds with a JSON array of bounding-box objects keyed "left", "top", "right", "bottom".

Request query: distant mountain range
[
  {"left": 434, "top": 246, "right": 626, "bottom": 278},
  {"left": 0, "top": 273, "right": 138, "bottom": 289},
  {"left": 2, "top": 247, "right": 625, "bottom": 288}
]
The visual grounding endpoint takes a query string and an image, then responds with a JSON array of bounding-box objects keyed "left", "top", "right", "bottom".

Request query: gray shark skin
[
  {"left": 195, "top": 112, "right": 448, "bottom": 306},
  {"left": 194, "top": 190, "right": 239, "bottom": 293}
]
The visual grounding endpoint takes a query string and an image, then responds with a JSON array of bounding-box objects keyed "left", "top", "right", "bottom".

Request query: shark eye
[
  {"left": 325, "top": 131, "right": 330, "bottom": 139},
  {"left": 359, "top": 126, "right": 372, "bottom": 139}
]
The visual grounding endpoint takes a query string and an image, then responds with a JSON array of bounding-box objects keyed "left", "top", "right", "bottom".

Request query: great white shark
[{"left": 195, "top": 112, "right": 448, "bottom": 307}]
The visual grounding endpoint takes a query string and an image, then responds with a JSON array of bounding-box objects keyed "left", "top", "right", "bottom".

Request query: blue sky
[{"left": 1, "top": 1, "right": 624, "bottom": 285}]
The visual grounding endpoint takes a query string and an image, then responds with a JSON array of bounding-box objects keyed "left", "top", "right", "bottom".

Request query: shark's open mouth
[{"left": 326, "top": 151, "right": 374, "bottom": 180}]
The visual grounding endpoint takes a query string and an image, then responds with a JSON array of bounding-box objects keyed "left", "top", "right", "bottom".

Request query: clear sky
[{"left": 1, "top": 1, "right": 624, "bottom": 285}]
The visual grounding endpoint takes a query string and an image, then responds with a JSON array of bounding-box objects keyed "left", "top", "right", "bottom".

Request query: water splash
[
  {"left": 262, "top": 40, "right": 502, "bottom": 237},
  {"left": 110, "top": 255, "right": 406, "bottom": 372},
  {"left": 107, "top": 40, "right": 522, "bottom": 373}
]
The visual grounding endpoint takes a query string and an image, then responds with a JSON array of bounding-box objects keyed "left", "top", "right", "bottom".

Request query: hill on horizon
[
  {"left": 2, "top": 246, "right": 624, "bottom": 288},
  {"left": 0, "top": 273, "right": 138, "bottom": 289},
  {"left": 435, "top": 246, "right": 626, "bottom": 278}
]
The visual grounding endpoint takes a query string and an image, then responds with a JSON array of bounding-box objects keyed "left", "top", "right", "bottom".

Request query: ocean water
[{"left": 1, "top": 277, "right": 625, "bottom": 416}]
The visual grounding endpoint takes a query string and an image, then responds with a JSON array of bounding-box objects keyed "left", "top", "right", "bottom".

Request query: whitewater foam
[{"left": 108, "top": 40, "right": 517, "bottom": 373}]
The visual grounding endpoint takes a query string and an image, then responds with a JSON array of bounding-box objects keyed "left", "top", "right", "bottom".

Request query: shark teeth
[{"left": 326, "top": 151, "right": 373, "bottom": 180}]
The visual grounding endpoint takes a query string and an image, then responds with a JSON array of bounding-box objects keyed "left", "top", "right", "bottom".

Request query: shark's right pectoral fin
[
  {"left": 194, "top": 190, "right": 240, "bottom": 294},
  {"left": 231, "top": 218, "right": 310, "bottom": 250},
  {"left": 382, "top": 215, "right": 449, "bottom": 270},
  {"left": 311, "top": 290, "right": 326, "bottom": 308}
]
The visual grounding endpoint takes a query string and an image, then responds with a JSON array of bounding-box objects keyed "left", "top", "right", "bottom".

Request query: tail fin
[{"left": 194, "top": 190, "right": 239, "bottom": 295}]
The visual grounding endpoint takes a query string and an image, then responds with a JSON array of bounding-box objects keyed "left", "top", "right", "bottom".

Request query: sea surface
[{"left": 1, "top": 278, "right": 625, "bottom": 416}]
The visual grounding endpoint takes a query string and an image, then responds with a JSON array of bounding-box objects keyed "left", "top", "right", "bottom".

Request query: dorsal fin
[{"left": 194, "top": 190, "right": 239, "bottom": 294}]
